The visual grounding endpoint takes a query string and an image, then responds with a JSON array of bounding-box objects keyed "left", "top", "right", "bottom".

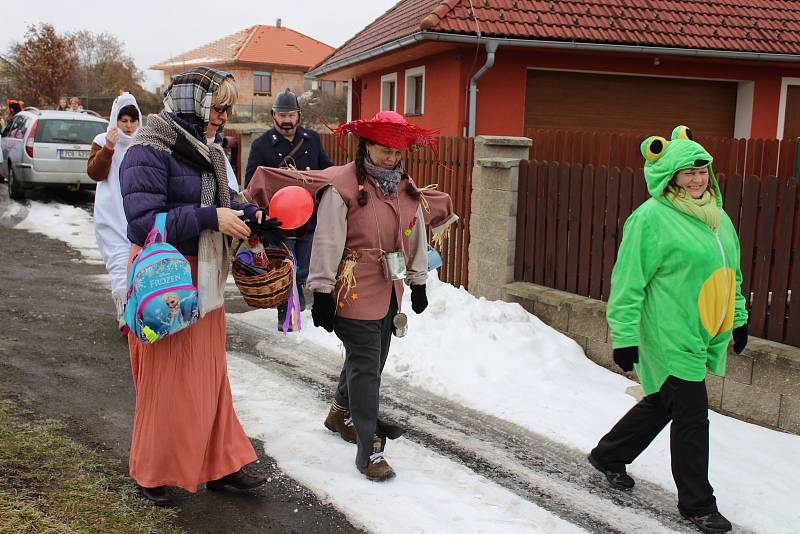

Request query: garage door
[{"left": 525, "top": 70, "right": 737, "bottom": 137}]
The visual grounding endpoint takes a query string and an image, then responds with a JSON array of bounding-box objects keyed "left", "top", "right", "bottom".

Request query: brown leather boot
[
  {"left": 206, "top": 468, "right": 266, "bottom": 491},
  {"left": 138, "top": 485, "right": 172, "bottom": 506},
  {"left": 324, "top": 403, "right": 357, "bottom": 443},
  {"left": 358, "top": 436, "right": 395, "bottom": 481}
]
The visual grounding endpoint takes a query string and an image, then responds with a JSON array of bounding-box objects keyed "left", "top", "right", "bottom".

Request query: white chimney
[{"left": 276, "top": 18, "right": 282, "bottom": 28}]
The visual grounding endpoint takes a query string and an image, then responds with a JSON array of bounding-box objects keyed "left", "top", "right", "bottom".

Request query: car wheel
[{"left": 7, "top": 165, "right": 24, "bottom": 200}]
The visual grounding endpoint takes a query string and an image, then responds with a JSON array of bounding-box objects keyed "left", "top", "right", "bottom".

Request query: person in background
[
  {"left": 69, "top": 97, "right": 82, "bottom": 112},
  {"left": 119, "top": 67, "right": 282, "bottom": 505},
  {"left": 244, "top": 89, "right": 332, "bottom": 330},
  {"left": 5, "top": 99, "right": 23, "bottom": 123},
  {"left": 587, "top": 126, "right": 747, "bottom": 534},
  {"left": 87, "top": 92, "right": 142, "bottom": 330},
  {"left": 56, "top": 97, "right": 69, "bottom": 111}
]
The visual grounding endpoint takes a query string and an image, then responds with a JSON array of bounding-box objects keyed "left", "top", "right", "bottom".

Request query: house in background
[
  {"left": 152, "top": 21, "right": 342, "bottom": 114},
  {"left": 309, "top": 0, "right": 800, "bottom": 140}
]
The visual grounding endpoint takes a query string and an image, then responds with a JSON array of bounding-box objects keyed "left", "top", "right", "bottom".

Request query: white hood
[{"left": 93, "top": 92, "right": 142, "bottom": 148}]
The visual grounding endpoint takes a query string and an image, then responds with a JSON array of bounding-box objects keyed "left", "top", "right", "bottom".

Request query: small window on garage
[
  {"left": 254, "top": 71, "right": 272, "bottom": 96},
  {"left": 404, "top": 66, "right": 425, "bottom": 116},
  {"left": 380, "top": 73, "right": 397, "bottom": 112}
]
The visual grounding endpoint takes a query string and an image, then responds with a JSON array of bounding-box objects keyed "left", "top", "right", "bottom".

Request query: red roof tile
[
  {"left": 153, "top": 25, "right": 334, "bottom": 70},
  {"left": 315, "top": 0, "right": 800, "bottom": 73}
]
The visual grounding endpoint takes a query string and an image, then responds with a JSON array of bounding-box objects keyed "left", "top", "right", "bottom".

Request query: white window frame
[
  {"left": 345, "top": 80, "right": 352, "bottom": 122},
  {"left": 734, "top": 81, "right": 754, "bottom": 139},
  {"left": 404, "top": 66, "right": 425, "bottom": 116},
  {"left": 380, "top": 72, "right": 397, "bottom": 112}
]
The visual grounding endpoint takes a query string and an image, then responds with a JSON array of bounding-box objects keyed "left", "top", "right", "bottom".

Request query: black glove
[
  {"left": 410, "top": 284, "right": 428, "bottom": 314},
  {"left": 613, "top": 346, "right": 639, "bottom": 372},
  {"left": 732, "top": 324, "right": 748, "bottom": 354},
  {"left": 246, "top": 211, "right": 286, "bottom": 247},
  {"left": 312, "top": 292, "right": 335, "bottom": 332}
]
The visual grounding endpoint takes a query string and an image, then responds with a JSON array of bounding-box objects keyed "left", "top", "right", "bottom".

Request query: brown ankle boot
[
  {"left": 138, "top": 485, "right": 172, "bottom": 506},
  {"left": 358, "top": 436, "right": 395, "bottom": 481},
  {"left": 206, "top": 468, "right": 266, "bottom": 491},
  {"left": 324, "top": 404, "right": 357, "bottom": 443}
]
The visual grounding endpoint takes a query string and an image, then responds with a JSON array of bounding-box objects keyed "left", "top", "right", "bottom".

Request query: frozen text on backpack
[{"left": 124, "top": 213, "right": 198, "bottom": 343}]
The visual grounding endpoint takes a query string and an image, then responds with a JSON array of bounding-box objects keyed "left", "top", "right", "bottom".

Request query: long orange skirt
[{"left": 127, "top": 247, "right": 256, "bottom": 492}]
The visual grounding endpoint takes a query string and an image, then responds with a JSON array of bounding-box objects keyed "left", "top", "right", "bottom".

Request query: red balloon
[{"left": 268, "top": 186, "right": 314, "bottom": 230}]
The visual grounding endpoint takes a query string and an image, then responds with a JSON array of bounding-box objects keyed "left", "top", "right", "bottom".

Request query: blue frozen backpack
[{"left": 124, "top": 213, "right": 199, "bottom": 343}]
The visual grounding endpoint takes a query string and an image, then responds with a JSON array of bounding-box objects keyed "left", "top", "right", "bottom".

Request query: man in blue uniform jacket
[{"left": 244, "top": 89, "right": 333, "bottom": 330}]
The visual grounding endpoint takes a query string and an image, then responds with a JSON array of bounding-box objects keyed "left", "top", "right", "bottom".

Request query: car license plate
[{"left": 60, "top": 150, "right": 89, "bottom": 159}]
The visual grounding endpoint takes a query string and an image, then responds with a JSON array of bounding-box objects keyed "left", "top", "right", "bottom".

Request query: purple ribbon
[{"left": 282, "top": 250, "right": 301, "bottom": 334}]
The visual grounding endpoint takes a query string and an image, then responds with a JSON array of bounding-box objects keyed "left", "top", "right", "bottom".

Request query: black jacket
[{"left": 243, "top": 126, "right": 333, "bottom": 187}]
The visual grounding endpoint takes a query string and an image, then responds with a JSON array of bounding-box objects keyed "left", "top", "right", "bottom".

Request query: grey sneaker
[{"left": 681, "top": 511, "right": 732, "bottom": 533}]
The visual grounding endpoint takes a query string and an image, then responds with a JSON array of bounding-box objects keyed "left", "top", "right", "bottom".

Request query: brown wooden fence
[
  {"left": 319, "top": 134, "right": 474, "bottom": 288},
  {"left": 515, "top": 160, "right": 800, "bottom": 348},
  {"left": 525, "top": 128, "right": 799, "bottom": 181}
]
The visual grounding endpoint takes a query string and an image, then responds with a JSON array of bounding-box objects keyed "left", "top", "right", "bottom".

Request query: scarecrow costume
[
  {"left": 589, "top": 126, "right": 747, "bottom": 533},
  {"left": 244, "top": 112, "right": 457, "bottom": 481}
]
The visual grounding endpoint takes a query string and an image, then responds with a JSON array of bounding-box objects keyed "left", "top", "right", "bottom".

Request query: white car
[{"left": 0, "top": 107, "right": 107, "bottom": 199}]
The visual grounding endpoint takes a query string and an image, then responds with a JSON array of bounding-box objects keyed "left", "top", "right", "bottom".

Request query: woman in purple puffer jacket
[{"left": 120, "top": 67, "right": 282, "bottom": 506}]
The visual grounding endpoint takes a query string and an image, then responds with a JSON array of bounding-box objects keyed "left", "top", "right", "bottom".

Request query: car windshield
[{"left": 36, "top": 119, "right": 106, "bottom": 145}]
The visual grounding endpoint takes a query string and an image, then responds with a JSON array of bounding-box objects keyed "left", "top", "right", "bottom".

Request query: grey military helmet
[{"left": 273, "top": 89, "right": 300, "bottom": 113}]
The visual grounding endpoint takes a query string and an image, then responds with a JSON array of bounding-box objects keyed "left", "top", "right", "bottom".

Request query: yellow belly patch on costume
[{"left": 697, "top": 267, "right": 736, "bottom": 336}]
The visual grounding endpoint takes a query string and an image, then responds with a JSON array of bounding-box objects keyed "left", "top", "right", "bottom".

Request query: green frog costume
[{"left": 607, "top": 125, "right": 748, "bottom": 395}]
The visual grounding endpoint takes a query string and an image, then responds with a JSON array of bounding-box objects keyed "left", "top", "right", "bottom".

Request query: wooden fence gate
[{"left": 515, "top": 160, "right": 800, "bottom": 348}]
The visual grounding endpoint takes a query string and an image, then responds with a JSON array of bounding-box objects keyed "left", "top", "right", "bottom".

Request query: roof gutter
[
  {"left": 308, "top": 31, "right": 800, "bottom": 78},
  {"left": 468, "top": 40, "right": 498, "bottom": 137}
]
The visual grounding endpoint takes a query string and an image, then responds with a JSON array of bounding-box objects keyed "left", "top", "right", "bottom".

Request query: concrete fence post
[{"left": 467, "top": 135, "right": 532, "bottom": 300}]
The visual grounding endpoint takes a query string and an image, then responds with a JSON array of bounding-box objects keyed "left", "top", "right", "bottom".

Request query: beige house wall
[{"left": 157, "top": 64, "right": 307, "bottom": 105}]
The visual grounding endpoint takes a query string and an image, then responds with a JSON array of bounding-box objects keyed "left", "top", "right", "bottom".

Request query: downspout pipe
[{"left": 468, "top": 40, "right": 498, "bottom": 138}]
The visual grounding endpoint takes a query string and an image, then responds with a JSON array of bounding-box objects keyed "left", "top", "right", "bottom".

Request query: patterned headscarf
[{"left": 162, "top": 66, "right": 233, "bottom": 128}]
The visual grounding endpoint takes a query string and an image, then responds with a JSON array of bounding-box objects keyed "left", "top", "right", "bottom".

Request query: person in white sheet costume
[{"left": 87, "top": 92, "right": 142, "bottom": 329}]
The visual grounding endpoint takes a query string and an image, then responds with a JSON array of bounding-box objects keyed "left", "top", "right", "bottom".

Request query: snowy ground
[{"left": 11, "top": 195, "right": 800, "bottom": 533}]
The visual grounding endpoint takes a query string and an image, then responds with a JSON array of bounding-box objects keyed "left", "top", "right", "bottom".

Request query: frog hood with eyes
[
  {"left": 606, "top": 124, "right": 748, "bottom": 396},
  {"left": 641, "top": 125, "right": 722, "bottom": 208}
]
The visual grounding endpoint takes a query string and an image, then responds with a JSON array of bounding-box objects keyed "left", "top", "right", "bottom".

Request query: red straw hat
[{"left": 334, "top": 111, "right": 439, "bottom": 150}]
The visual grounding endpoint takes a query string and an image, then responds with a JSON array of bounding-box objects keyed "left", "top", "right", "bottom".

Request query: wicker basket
[{"left": 231, "top": 243, "right": 294, "bottom": 308}]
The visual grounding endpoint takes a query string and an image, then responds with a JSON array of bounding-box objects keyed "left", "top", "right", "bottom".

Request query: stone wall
[{"left": 467, "top": 136, "right": 532, "bottom": 300}]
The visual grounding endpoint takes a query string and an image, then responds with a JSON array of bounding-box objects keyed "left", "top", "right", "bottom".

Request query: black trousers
[
  {"left": 591, "top": 375, "right": 717, "bottom": 516},
  {"left": 332, "top": 293, "right": 397, "bottom": 468}
]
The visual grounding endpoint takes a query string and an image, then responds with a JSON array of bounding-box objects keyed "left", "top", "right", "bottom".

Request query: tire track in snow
[{"left": 227, "top": 316, "right": 753, "bottom": 534}]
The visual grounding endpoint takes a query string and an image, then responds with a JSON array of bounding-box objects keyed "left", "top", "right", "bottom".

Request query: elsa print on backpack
[{"left": 124, "top": 213, "right": 199, "bottom": 343}]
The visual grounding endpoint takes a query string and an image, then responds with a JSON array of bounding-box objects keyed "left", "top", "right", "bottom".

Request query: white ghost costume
[{"left": 92, "top": 92, "right": 141, "bottom": 318}]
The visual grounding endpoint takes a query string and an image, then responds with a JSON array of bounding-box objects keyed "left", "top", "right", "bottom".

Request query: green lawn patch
[{"left": 0, "top": 400, "right": 182, "bottom": 533}]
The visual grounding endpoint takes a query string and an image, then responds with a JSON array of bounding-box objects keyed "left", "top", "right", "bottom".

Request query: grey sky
[{"left": 5, "top": 0, "right": 399, "bottom": 90}]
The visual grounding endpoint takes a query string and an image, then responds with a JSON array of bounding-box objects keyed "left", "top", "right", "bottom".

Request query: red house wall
[
  {"left": 355, "top": 45, "right": 800, "bottom": 139},
  {"left": 357, "top": 51, "right": 467, "bottom": 136},
  {"left": 751, "top": 77, "right": 783, "bottom": 137},
  {"left": 472, "top": 47, "right": 800, "bottom": 138}
]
